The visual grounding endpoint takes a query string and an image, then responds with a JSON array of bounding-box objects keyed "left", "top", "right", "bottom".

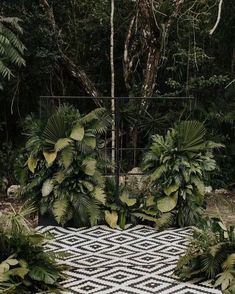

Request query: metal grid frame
[{"left": 40, "top": 96, "right": 194, "bottom": 196}]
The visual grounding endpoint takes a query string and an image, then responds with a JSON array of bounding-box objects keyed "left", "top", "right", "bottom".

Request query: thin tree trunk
[{"left": 110, "top": 0, "right": 115, "bottom": 165}]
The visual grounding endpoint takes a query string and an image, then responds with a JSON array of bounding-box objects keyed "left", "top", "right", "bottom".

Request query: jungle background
[{"left": 1, "top": 0, "right": 235, "bottom": 191}]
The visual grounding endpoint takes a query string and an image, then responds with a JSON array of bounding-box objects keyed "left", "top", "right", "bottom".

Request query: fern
[
  {"left": 0, "top": 207, "right": 65, "bottom": 293},
  {"left": 0, "top": 17, "right": 25, "bottom": 89},
  {"left": 175, "top": 218, "right": 235, "bottom": 292}
]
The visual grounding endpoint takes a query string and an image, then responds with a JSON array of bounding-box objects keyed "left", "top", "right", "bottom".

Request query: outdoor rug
[{"left": 38, "top": 225, "right": 221, "bottom": 294}]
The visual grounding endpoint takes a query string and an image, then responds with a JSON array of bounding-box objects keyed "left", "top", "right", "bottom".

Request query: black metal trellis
[{"left": 39, "top": 96, "right": 194, "bottom": 197}]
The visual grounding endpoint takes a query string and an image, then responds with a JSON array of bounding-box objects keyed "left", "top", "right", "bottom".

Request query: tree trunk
[
  {"left": 39, "top": 0, "right": 102, "bottom": 105},
  {"left": 110, "top": 0, "right": 115, "bottom": 165}
]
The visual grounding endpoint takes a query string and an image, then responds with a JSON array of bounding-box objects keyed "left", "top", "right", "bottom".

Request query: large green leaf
[
  {"left": 70, "top": 123, "right": 84, "bottom": 141},
  {"left": 53, "top": 171, "right": 65, "bottom": 184},
  {"left": 41, "top": 179, "right": 54, "bottom": 197},
  {"left": 61, "top": 145, "right": 73, "bottom": 169},
  {"left": 42, "top": 113, "right": 66, "bottom": 147},
  {"left": 81, "top": 180, "right": 94, "bottom": 192},
  {"left": 214, "top": 271, "right": 234, "bottom": 291},
  {"left": 27, "top": 154, "right": 38, "bottom": 174},
  {"left": 28, "top": 265, "right": 60, "bottom": 285},
  {"left": 83, "top": 134, "right": 96, "bottom": 149},
  {"left": 9, "top": 267, "right": 29, "bottom": 279},
  {"left": 120, "top": 191, "right": 136, "bottom": 206},
  {"left": 105, "top": 210, "right": 118, "bottom": 229},
  {"left": 176, "top": 121, "right": 206, "bottom": 152},
  {"left": 191, "top": 176, "right": 205, "bottom": 195},
  {"left": 82, "top": 158, "right": 97, "bottom": 176},
  {"left": 164, "top": 183, "right": 179, "bottom": 196},
  {"left": 91, "top": 187, "right": 106, "bottom": 204},
  {"left": 52, "top": 198, "right": 69, "bottom": 225},
  {"left": 43, "top": 150, "right": 57, "bottom": 165},
  {"left": 55, "top": 137, "right": 72, "bottom": 152},
  {"left": 157, "top": 193, "right": 178, "bottom": 213},
  {"left": 145, "top": 195, "right": 156, "bottom": 206},
  {"left": 150, "top": 165, "right": 167, "bottom": 181},
  {"left": 132, "top": 212, "right": 159, "bottom": 224}
]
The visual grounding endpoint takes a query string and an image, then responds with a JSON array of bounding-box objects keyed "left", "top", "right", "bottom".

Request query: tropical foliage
[
  {"left": 21, "top": 104, "right": 111, "bottom": 226},
  {"left": 142, "top": 121, "right": 221, "bottom": 227},
  {"left": 104, "top": 174, "right": 174, "bottom": 230},
  {"left": 175, "top": 217, "right": 235, "bottom": 293},
  {"left": 1, "top": 1, "right": 235, "bottom": 187},
  {"left": 0, "top": 205, "right": 65, "bottom": 293},
  {"left": 0, "top": 16, "right": 25, "bottom": 89}
]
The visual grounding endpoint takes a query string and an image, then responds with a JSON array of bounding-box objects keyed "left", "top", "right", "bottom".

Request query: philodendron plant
[
  {"left": 104, "top": 174, "right": 175, "bottom": 230},
  {"left": 142, "top": 121, "right": 222, "bottom": 227},
  {"left": 22, "top": 105, "right": 111, "bottom": 226}
]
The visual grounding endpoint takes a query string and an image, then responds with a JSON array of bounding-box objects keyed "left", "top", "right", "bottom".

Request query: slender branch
[
  {"left": 209, "top": 0, "right": 223, "bottom": 35},
  {"left": 110, "top": 0, "right": 115, "bottom": 164}
]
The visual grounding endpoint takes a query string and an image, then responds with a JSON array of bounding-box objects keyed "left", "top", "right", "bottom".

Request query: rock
[
  {"left": 7, "top": 185, "right": 20, "bottom": 198},
  {"left": 126, "top": 167, "right": 151, "bottom": 194},
  {"left": 214, "top": 188, "right": 229, "bottom": 195},
  {"left": 205, "top": 186, "right": 213, "bottom": 194},
  {"left": 119, "top": 176, "right": 126, "bottom": 185}
]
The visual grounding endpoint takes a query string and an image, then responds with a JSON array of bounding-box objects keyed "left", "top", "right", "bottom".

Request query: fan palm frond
[
  {"left": 42, "top": 113, "right": 67, "bottom": 148},
  {"left": 176, "top": 121, "right": 206, "bottom": 152}
]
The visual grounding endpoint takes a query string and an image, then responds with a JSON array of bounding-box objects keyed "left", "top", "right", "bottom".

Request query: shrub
[
  {"left": 0, "top": 205, "right": 65, "bottom": 293},
  {"left": 21, "top": 105, "right": 111, "bottom": 226},
  {"left": 104, "top": 176, "right": 174, "bottom": 230},
  {"left": 142, "top": 121, "right": 222, "bottom": 226},
  {"left": 175, "top": 218, "right": 235, "bottom": 293}
]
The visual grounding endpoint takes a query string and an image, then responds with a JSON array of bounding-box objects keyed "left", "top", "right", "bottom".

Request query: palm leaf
[
  {"left": 52, "top": 198, "right": 70, "bottom": 225},
  {"left": 42, "top": 113, "right": 67, "bottom": 148},
  {"left": 176, "top": 121, "right": 206, "bottom": 152}
]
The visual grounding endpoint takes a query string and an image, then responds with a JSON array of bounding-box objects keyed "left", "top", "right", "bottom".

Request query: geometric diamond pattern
[{"left": 38, "top": 225, "right": 221, "bottom": 294}]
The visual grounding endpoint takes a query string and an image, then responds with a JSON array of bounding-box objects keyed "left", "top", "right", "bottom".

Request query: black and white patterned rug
[{"left": 38, "top": 225, "right": 221, "bottom": 294}]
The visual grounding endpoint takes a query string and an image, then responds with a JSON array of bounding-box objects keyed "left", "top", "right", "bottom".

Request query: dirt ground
[
  {"left": 0, "top": 193, "right": 38, "bottom": 226},
  {"left": 205, "top": 192, "right": 235, "bottom": 226}
]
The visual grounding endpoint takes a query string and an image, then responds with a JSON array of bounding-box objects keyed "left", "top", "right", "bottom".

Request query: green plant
[
  {"left": 0, "top": 204, "right": 66, "bottom": 293},
  {"left": 104, "top": 176, "right": 174, "bottom": 230},
  {"left": 0, "top": 16, "right": 25, "bottom": 89},
  {"left": 22, "top": 104, "right": 111, "bottom": 226},
  {"left": 104, "top": 178, "right": 140, "bottom": 229},
  {"left": 142, "top": 121, "right": 222, "bottom": 227},
  {"left": 0, "top": 142, "right": 21, "bottom": 192},
  {"left": 175, "top": 217, "right": 235, "bottom": 293}
]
